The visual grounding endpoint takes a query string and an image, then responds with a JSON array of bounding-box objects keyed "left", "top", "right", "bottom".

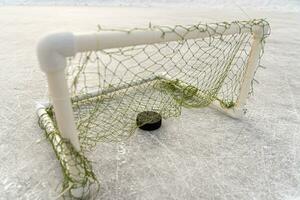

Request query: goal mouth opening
[
  {"left": 37, "top": 19, "right": 270, "bottom": 199},
  {"left": 46, "top": 76, "right": 221, "bottom": 151}
]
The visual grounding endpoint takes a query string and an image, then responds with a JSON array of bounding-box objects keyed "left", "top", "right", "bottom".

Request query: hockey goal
[{"left": 36, "top": 19, "right": 270, "bottom": 198}]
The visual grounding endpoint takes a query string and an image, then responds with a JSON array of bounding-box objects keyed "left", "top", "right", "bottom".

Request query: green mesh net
[{"left": 37, "top": 19, "right": 270, "bottom": 199}]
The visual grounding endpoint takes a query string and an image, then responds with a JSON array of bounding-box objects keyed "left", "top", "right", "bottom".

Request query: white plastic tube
[
  {"left": 46, "top": 72, "right": 81, "bottom": 151},
  {"left": 235, "top": 34, "right": 263, "bottom": 109},
  {"left": 37, "top": 32, "right": 80, "bottom": 151},
  {"left": 74, "top": 23, "right": 267, "bottom": 52}
]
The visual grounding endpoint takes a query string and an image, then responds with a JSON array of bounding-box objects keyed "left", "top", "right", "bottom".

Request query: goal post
[
  {"left": 209, "top": 30, "right": 265, "bottom": 118},
  {"left": 36, "top": 19, "right": 270, "bottom": 198}
]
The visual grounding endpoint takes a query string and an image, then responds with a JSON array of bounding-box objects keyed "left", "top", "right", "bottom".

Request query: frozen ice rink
[{"left": 0, "top": 6, "right": 299, "bottom": 199}]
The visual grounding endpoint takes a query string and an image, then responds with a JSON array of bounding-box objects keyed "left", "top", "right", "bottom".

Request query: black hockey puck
[{"left": 136, "top": 111, "right": 162, "bottom": 131}]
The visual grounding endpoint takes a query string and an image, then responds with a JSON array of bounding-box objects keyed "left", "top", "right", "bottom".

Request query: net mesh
[{"left": 37, "top": 19, "right": 270, "bottom": 199}]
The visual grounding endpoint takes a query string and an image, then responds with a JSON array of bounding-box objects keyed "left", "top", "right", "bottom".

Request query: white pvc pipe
[
  {"left": 36, "top": 104, "right": 85, "bottom": 198},
  {"left": 37, "top": 32, "right": 80, "bottom": 151},
  {"left": 74, "top": 23, "right": 266, "bottom": 52},
  {"left": 46, "top": 72, "right": 81, "bottom": 151},
  {"left": 235, "top": 34, "right": 263, "bottom": 109},
  {"left": 209, "top": 101, "right": 243, "bottom": 119}
]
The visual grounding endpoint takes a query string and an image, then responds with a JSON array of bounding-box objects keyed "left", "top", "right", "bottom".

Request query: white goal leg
[
  {"left": 208, "top": 30, "right": 265, "bottom": 119},
  {"left": 37, "top": 33, "right": 80, "bottom": 151}
]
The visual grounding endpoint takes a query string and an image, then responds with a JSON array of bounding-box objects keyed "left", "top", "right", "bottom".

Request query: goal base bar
[{"left": 37, "top": 75, "right": 244, "bottom": 120}]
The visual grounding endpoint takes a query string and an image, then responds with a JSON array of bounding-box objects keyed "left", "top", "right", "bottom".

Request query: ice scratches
[
  {"left": 138, "top": 149, "right": 178, "bottom": 200},
  {"left": 284, "top": 72, "right": 300, "bottom": 170},
  {"left": 115, "top": 142, "right": 126, "bottom": 200},
  {"left": 284, "top": 73, "right": 300, "bottom": 122},
  {"left": 149, "top": 134, "right": 195, "bottom": 198}
]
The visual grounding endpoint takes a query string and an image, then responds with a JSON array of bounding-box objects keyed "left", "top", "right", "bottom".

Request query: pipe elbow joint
[
  {"left": 37, "top": 32, "right": 76, "bottom": 73},
  {"left": 252, "top": 23, "right": 270, "bottom": 39}
]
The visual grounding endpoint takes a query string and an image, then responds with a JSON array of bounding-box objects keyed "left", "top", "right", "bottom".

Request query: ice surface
[
  {"left": 0, "top": 0, "right": 300, "bottom": 12},
  {"left": 0, "top": 6, "right": 300, "bottom": 200}
]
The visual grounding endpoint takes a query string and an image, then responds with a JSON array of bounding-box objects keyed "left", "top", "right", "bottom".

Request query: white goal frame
[{"left": 36, "top": 21, "right": 270, "bottom": 151}]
